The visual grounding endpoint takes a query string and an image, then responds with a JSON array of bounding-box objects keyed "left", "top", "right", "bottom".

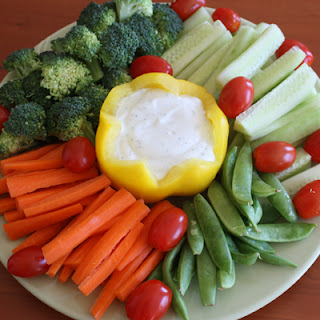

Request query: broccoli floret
[
  {"left": 51, "top": 25, "right": 103, "bottom": 82},
  {"left": 46, "top": 96, "right": 95, "bottom": 144},
  {"left": 152, "top": 3, "right": 183, "bottom": 51},
  {"left": 101, "top": 67, "right": 132, "bottom": 90},
  {"left": 113, "top": 0, "right": 153, "bottom": 22},
  {"left": 0, "top": 79, "right": 28, "bottom": 109},
  {"left": 124, "top": 13, "right": 164, "bottom": 57},
  {"left": 77, "top": 83, "right": 109, "bottom": 129},
  {"left": 99, "top": 22, "right": 139, "bottom": 69},
  {"left": 40, "top": 52, "right": 93, "bottom": 101},
  {"left": 77, "top": 1, "right": 117, "bottom": 38},
  {"left": 2, "top": 48, "right": 41, "bottom": 79}
]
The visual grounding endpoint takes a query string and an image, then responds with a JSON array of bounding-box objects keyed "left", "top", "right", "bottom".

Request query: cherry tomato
[
  {"left": 304, "top": 129, "right": 320, "bottom": 163},
  {"left": 212, "top": 8, "right": 241, "bottom": 33},
  {"left": 253, "top": 141, "right": 296, "bottom": 173},
  {"left": 148, "top": 207, "right": 188, "bottom": 252},
  {"left": 276, "top": 39, "right": 314, "bottom": 67},
  {"left": 126, "top": 280, "right": 172, "bottom": 320},
  {"left": 130, "top": 56, "right": 173, "bottom": 79},
  {"left": 293, "top": 180, "right": 320, "bottom": 219},
  {"left": 170, "top": 0, "right": 206, "bottom": 21},
  {"left": 63, "top": 136, "right": 96, "bottom": 173},
  {"left": 218, "top": 76, "right": 254, "bottom": 119},
  {"left": 7, "top": 246, "right": 50, "bottom": 278},
  {"left": 0, "top": 105, "right": 10, "bottom": 133}
]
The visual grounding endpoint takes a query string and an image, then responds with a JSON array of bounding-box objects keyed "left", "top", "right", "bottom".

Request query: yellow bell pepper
[{"left": 96, "top": 73, "right": 229, "bottom": 203}]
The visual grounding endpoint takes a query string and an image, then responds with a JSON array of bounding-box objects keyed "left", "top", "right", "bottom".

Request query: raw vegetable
[
  {"left": 212, "top": 8, "right": 241, "bottom": 33},
  {"left": 170, "top": 0, "right": 206, "bottom": 21},
  {"left": 304, "top": 128, "right": 320, "bottom": 163},
  {"left": 3, "top": 158, "right": 64, "bottom": 172}
]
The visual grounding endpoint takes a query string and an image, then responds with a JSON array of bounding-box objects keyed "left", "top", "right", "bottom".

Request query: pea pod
[
  {"left": 260, "top": 172, "right": 298, "bottom": 223},
  {"left": 232, "top": 142, "right": 253, "bottom": 205},
  {"left": 162, "top": 238, "right": 189, "bottom": 320},
  {"left": 235, "top": 235, "right": 275, "bottom": 253},
  {"left": 147, "top": 261, "right": 163, "bottom": 281},
  {"left": 259, "top": 201, "right": 282, "bottom": 224},
  {"left": 217, "top": 260, "right": 236, "bottom": 289},
  {"left": 194, "top": 194, "right": 233, "bottom": 273},
  {"left": 196, "top": 245, "right": 217, "bottom": 306},
  {"left": 252, "top": 169, "right": 279, "bottom": 197},
  {"left": 182, "top": 200, "right": 204, "bottom": 255},
  {"left": 259, "top": 252, "right": 297, "bottom": 268},
  {"left": 207, "top": 180, "right": 247, "bottom": 236},
  {"left": 252, "top": 195, "right": 263, "bottom": 225},
  {"left": 246, "top": 223, "right": 317, "bottom": 242},
  {"left": 177, "top": 242, "right": 196, "bottom": 296}
]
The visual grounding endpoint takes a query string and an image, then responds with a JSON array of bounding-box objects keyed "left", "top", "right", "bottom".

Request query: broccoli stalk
[{"left": 113, "top": 0, "right": 153, "bottom": 22}]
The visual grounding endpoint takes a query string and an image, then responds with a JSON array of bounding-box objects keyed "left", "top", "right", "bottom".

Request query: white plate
[{"left": 1, "top": 10, "right": 320, "bottom": 320}]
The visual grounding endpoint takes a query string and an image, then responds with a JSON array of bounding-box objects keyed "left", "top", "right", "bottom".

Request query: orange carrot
[
  {"left": 0, "top": 176, "right": 8, "bottom": 195},
  {"left": 79, "top": 193, "right": 101, "bottom": 207},
  {"left": 93, "top": 214, "right": 123, "bottom": 235},
  {"left": 116, "top": 200, "right": 174, "bottom": 271},
  {"left": 78, "top": 222, "right": 144, "bottom": 296},
  {"left": 42, "top": 188, "right": 136, "bottom": 265},
  {"left": 23, "top": 174, "right": 110, "bottom": 217},
  {"left": 0, "top": 144, "right": 60, "bottom": 175},
  {"left": 0, "top": 197, "right": 16, "bottom": 213},
  {"left": 3, "top": 158, "right": 64, "bottom": 172},
  {"left": 58, "top": 266, "right": 74, "bottom": 283},
  {"left": 90, "top": 245, "right": 153, "bottom": 320},
  {"left": 47, "top": 253, "right": 70, "bottom": 278},
  {"left": 12, "top": 221, "right": 68, "bottom": 253},
  {"left": 116, "top": 249, "right": 165, "bottom": 302},
  {"left": 72, "top": 200, "right": 150, "bottom": 285},
  {"left": 4, "top": 210, "right": 25, "bottom": 222},
  {"left": 3, "top": 203, "right": 83, "bottom": 240},
  {"left": 6, "top": 167, "right": 99, "bottom": 198},
  {"left": 39, "top": 143, "right": 65, "bottom": 160}
]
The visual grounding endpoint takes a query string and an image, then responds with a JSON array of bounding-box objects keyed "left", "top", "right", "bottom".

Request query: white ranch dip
[{"left": 114, "top": 88, "right": 215, "bottom": 180}]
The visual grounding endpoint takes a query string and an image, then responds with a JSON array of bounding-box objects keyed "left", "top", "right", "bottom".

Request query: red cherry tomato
[
  {"left": 0, "top": 105, "right": 10, "bottom": 133},
  {"left": 170, "top": 0, "right": 206, "bottom": 21},
  {"left": 253, "top": 141, "right": 296, "bottom": 173},
  {"left": 304, "top": 129, "right": 320, "bottom": 163},
  {"left": 63, "top": 136, "right": 96, "bottom": 173},
  {"left": 7, "top": 246, "right": 50, "bottom": 278},
  {"left": 212, "top": 8, "right": 241, "bottom": 33},
  {"left": 130, "top": 56, "right": 173, "bottom": 79},
  {"left": 148, "top": 207, "right": 188, "bottom": 252},
  {"left": 218, "top": 76, "right": 254, "bottom": 119},
  {"left": 293, "top": 180, "right": 320, "bottom": 219},
  {"left": 126, "top": 280, "right": 172, "bottom": 320},
  {"left": 276, "top": 39, "right": 314, "bottom": 66}
]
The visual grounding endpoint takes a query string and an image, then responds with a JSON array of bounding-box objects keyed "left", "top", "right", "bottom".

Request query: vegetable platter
[{"left": 1, "top": 1, "right": 320, "bottom": 320}]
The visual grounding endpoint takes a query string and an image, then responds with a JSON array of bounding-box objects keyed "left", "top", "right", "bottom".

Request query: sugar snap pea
[
  {"left": 259, "top": 201, "right": 282, "bottom": 224},
  {"left": 147, "top": 261, "right": 163, "bottom": 281},
  {"left": 208, "top": 180, "right": 247, "bottom": 236},
  {"left": 196, "top": 245, "right": 217, "bottom": 306},
  {"left": 252, "top": 169, "right": 279, "bottom": 197},
  {"left": 217, "top": 260, "right": 236, "bottom": 290},
  {"left": 194, "top": 194, "right": 233, "bottom": 274},
  {"left": 260, "top": 172, "right": 298, "bottom": 223},
  {"left": 252, "top": 195, "right": 263, "bottom": 225},
  {"left": 232, "top": 142, "right": 253, "bottom": 206},
  {"left": 259, "top": 252, "right": 297, "bottom": 268},
  {"left": 182, "top": 200, "right": 204, "bottom": 255},
  {"left": 163, "top": 238, "right": 189, "bottom": 320},
  {"left": 234, "top": 235, "right": 275, "bottom": 253},
  {"left": 177, "top": 242, "right": 196, "bottom": 296}
]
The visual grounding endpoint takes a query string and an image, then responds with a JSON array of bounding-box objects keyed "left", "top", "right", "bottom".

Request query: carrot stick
[
  {"left": 90, "top": 245, "right": 153, "bottom": 320},
  {"left": 46, "top": 253, "right": 70, "bottom": 278},
  {"left": 78, "top": 222, "right": 144, "bottom": 296},
  {"left": 0, "top": 144, "right": 61, "bottom": 175},
  {"left": 4, "top": 210, "right": 25, "bottom": 222},
  {"left": 42, "top": 188, "right": 136, "bottom": 265},
  {"left": 23, "top": 174, "right": 110, "bottom": 217},
  {"left": 39, "top": 143, "right": 65, "bottom": 160},
  {"left": 79, "top": 193, "right": 101, "bottom": 207},
  {"left": 3, "top": 158, "right": 64, "bottom": 172},
  {"left": 93, "top": 214, "right": 123, "bottom": 235},
  {"left": 116, "top": 200, "right": 174, "bottom": 271},
  {"left": 6, "top": 167, "right": 99, "bottom": 198},
  {"left": 116, "top": 249, "right": 165, "bottom": 302},
  {"left": 58, "top": 266, "right": 74, "bottom": 283},
  {"left": 3, "top": 203, "right": 83, "bottom": 240},
  {"left": 72, "top": 200, "right": 150, "bottom": 285},
  {"left": 0, "top": 197, "right": 16, "bottom": 213},
  {"left": 12, "top": 221, "right": 68, "bottom": 253},
  {"left": 0, "top": 176, "right": 8, "bottom": 195}
]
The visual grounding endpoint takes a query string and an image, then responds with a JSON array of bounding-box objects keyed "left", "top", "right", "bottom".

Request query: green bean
[
  {"left": 182, "top": 200, "right": 204, "bottom": 255},
  {"left": 235, "top": 235, "right": 275, "bottom": 253},
  {"left": 162, "top": 238, "right": 189, "bottom": 320},
  {"left": 232, "top": 142, "right": 253, "bottom": 206},
  {"left": 260, "top": 173, "right": 298, "bottom": 223},
  {"left": 217, "top": 260, "right": 236, "bottom": 289},
  {"left": 207, "top": 180, "right": 247, "bottom": 236},
  {"left": 259, "top": 252, "right": 297, "bottom": 268},
  {"left": 259, "top": 201, "right": 282, "bottom": 224},
  {"left": 246, "top": 223, "right": 317, "bottom": 242},
  {"left": 147, "top": 261, "right": 163, "bottom": 281},
  {"left": 251, "top": 169, "right": 279, "bottom": 197},
  {"left": 177, "top": 242, "right": 196, "bottom": 296},
  {"left": 194, "top": 194, "right": 233, "bottom": 273},
  {"left": 196, "top": 245, "right": 217, "bottom": 306}
]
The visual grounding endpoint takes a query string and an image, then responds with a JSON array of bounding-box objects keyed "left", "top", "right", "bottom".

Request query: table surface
[{"left": 1, "top": 1, "right": 320, "bottom": 319}]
